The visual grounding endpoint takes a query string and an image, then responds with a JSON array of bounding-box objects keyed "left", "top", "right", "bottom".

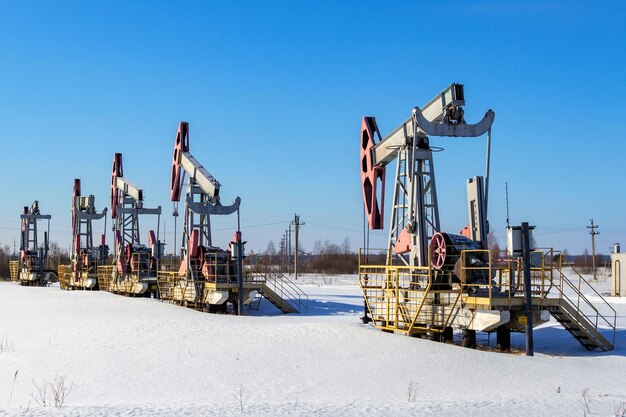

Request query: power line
[
  {"left": 538, "top": 220, "right": 589, "bottom": 230},
  {"left": 212, "top": 220, "right": 286, "bottom": 232},
  {"left": 307, "top": 222, "right": 362, "bottom": 234},
  {"left": 300, "top": 213, "right": 361, "bottom": 227},
  {"left": 208, "top": 213, "right": 293, "bottom": 226}
]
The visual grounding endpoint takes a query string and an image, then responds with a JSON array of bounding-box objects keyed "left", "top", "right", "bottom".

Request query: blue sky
[{"left": 0, "top": 1, "right": 624, "bottom": 255}]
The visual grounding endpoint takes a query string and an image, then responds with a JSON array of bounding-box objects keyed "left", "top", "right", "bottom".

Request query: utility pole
[
  {"left": 279, "top": 235, "right": 285, "bottom": 272},
  {"left": 587, "top": 219, "right": 600, "bottom": 280},
  {"left": 288, "top": 223, "right": 292, "bottom": 273},
  {"left": 283, "top": 230, "right": 289, "bottom": 273},
  {"left": 285, "top": 229, "right": 291, "bottom": 273},
  {"left": 291, "top": 214, "right": 305, "bottom": 280}
]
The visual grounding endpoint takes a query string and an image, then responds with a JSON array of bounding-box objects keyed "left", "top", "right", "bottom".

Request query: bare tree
[
  {"left": 575, "top": 248, "right": 591, "bottom": 273},
  {"left": 407, "top": 380, "right": 417, "bottom": 403},
  {"left": 263, "top": 241, "right": 276, "bottom": 265},
  {"left": 31, "top": 380, "right": 49, "bottom": 407},
  {"left": 232, "top": 384, "right": 248, "bottom": 412},
  {"left": 341, "top": 237, "right": 351, "bottom": 255},
  {"left": 46, "top": 241, "right": 70, "bottom": 271},
  {"left": 264, "top": 241, "right": 276, "bottom": 256},
  {"left": 310, "top": 239, "right": 357, "bottom": 274},
  {"left": 50, "top": 375, "right": 73, "bottom": 407},
  {"left": 31, "top": 375, "right": 74, "bottom": 408},
  {"left": 487, "top": 230, "right": 500, "bottom": 260},
  {"left": 313, "top": 239, "right": 322, "bottom": 255},
  {"left": 0, "top": 245, "right": 11, "bottom": 280}
]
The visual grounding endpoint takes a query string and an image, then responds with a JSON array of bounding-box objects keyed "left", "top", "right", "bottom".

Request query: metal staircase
[
  {"left": 549, "top": 266, "right": 616, "bottom": 351},
  {"left": 247, "top": 270, "right": 308, "bottom": 314},
  {"left": 259, "top": 283, "right": 299, "bottom": 313},
  {"left": 548, "top": 300, "right": 613, "bottom": 351}
]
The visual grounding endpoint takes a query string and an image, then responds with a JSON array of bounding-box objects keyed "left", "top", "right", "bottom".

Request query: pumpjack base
[{"left": 358, "top": 255, "right": 616, "bottom": 352}]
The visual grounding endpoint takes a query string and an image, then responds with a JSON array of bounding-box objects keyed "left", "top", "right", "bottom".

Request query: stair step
[
  {"left": 550, "top": 303, "right": 613, "bottom": 352},
  {"left": 259, "top": 284, "right": 299, "bottom": 314}
]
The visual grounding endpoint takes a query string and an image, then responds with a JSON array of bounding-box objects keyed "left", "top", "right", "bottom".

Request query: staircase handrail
[
  {"left": 555, "top": 266, "right": 616, "bottom": 347},
  {"left": 265, "top": 270, "right": 309, "bottom": 312}
]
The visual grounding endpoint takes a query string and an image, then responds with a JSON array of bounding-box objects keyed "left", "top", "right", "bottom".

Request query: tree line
[{"left": 258, "top": 237, "right": 358, "bottom": 274}]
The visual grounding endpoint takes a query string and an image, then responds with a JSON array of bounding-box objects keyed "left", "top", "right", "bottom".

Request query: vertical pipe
[
  {"left": 236, "top": 209, "right": 243, "bottom": 316},
  {"left": 43, "top": 231, "right": 48, "bottom": 269},
  {"left": 522, "top": 222, "right": 534, "bottom": 356},
  {"left": 156, "top": 211, "right": 161, "bottom": 244},
  {"left": 46, "top": 219, "right": 50, "bottom": 257},
  {"left": 173, "top": 202, "right": 178, "bottom": 259},
  {"left": 408, "top": 118, "right": 417, "bottom": 266},
  {"left": 113, "top": 213, "right": 118, "bottom": 259},
  {"left": 387, "top": 150, "right": 403, "bottom": 266},
  {"left": 185, "top": 205, "right": 190, "bottom": 278},
  {"left": 484, "top": 129, "right": 491, "bottom": 220},
  {"left": 362, "top": 205, "right": 371, "bottom": 324}
]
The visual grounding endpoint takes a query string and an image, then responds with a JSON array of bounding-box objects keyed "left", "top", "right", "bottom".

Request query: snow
[{"left": 1, "top": 273, "right": 625, "bottom": 416}]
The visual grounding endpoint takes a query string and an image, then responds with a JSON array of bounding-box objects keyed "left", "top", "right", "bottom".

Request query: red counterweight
[{"left": 360, "top": 117, "right": 386, "bottom": 230}]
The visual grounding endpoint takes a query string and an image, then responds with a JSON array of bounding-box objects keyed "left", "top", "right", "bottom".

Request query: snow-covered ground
[{"left": 0, "top": 272, "right": 625, "bottom": 416}]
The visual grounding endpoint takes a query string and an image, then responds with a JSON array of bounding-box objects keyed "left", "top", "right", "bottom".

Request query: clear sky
[{"left": 0, "top": 1, "right": 624, "bottom": 256}]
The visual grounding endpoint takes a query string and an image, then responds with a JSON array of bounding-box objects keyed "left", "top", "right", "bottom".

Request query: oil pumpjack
[
  {"left": 104, "top": 152, "right": 162, "bottom": 296},
  {"left": 158, "top": 122, "right": 307, "bottom": 314},
  {"left": 61, "top": 179, "right": 109, "bottom": 290},
  {"left": 11, "top": 201, "right": 57, "bottom": 286},
  {"left": 358, "top": 83, "right": 615, "bottom": 351},
  {"left": 160, "top": 121, "right": 251, "bottom": 313}
]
